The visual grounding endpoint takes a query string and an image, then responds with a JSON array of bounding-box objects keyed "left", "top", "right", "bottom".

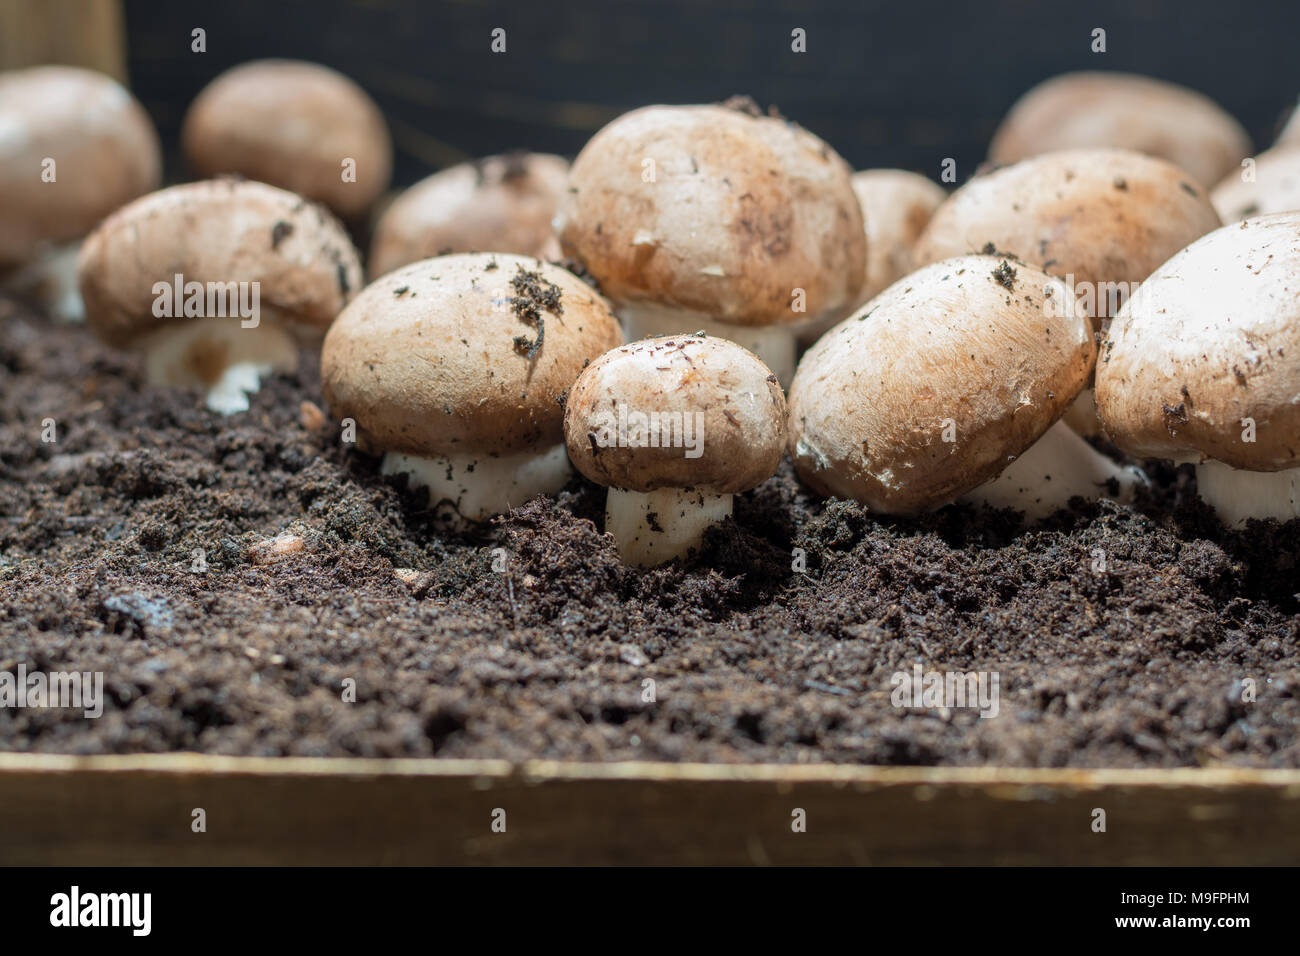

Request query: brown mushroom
[
  {"left": 369, "top": 152, "right": 569, "bottom": 279},
  {"left": 322, "top": 254, "right": 623, "bottom": 523},
  {"left": 564, "top": 334, "right": 786, "bottom": 565},
  {"left": 989, "top": 71, "right": 1250, "bottom": 189},
  {"left": 78, "top": 179, "right": 363, "bottom": 414},
  {"left": 788, "top": 255, "right": 1141, "bottom": 519},
  {"left": 1096, "top": 213, "right": 1300, "bottom": 525},
  {"left": 913, "top": 148, "right": 1223, "bottom": 434},
  {"left": 556, "top": 100, "right": 864, "bottom": 385},
  {"left": 0, "top": 66, "right": 161, "bottom": 320},
  {"left": 797, "top": 169, "right": 947, "bottom": 348},
  {"left": 182, "top": 59, "right": 392, "bottom": 219}
]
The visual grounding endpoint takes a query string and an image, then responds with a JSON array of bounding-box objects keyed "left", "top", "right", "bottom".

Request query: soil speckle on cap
[
  {"left": 270, "top": 220, "right": 294, "bottom": 249},
  {"left": 509, "top": 265, "right": 561, "bottom": 359},
  {"left": 1, "top": 297, "right": 1298, "bottom": 767},
  {"left": 992, "top": 260, "right": 1017, "bottom": 291}
]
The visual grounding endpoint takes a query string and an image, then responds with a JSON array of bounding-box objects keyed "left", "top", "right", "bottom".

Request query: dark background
[{"left": 123, "top": 0, "right": 1300, "bottom": 187}]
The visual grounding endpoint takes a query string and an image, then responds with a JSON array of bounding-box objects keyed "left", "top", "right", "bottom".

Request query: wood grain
[
  {"left": 0, "top": 0, "right": 126, "bottom": 80},
  {"left": 1, "top": 754, "right": 1298, "bottom": 865}
]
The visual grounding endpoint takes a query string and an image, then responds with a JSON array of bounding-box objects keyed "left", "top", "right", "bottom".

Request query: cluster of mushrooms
[{"left": 2, "top": 62, "right": 1299, "bottom": 566}]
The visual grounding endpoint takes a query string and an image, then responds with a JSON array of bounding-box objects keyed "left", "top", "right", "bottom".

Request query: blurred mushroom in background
[
  {"left": 797, "top": 168, "right": 947, "bottom": 348},
  {"left": 182, "top": 59, "right": 392, "bottom": 221},
  {"left": 0, "top": 65, "right": 161, "bottom": 321},
  {"left": 1211, "top": 146, "right": 1300, "bottom": 221},
  {"left": 989, "top": 71, "right": 1251, "bottom": 189},
  {"left": 369, "top": 151, "right": 568, "bottom": 279}
]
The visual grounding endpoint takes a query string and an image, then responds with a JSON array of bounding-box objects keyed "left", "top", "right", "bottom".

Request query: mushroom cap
[
  {"left": 912, "top": 149, "right": 1222, "bottom": 332},
  {"left": 556, "top": 101, "right": 865, "bottom": 327},
  {"left": 369, "top": 152, "right": 569, "bottom": 279},
  {"left": 1212, "top": 146, "right": 1300, "bottom": 222},
  {"left": 988, "top": 72, "right": 1251, "bottom": 189},
  {"left": 851, "top": 169, "right": 947, "bottom": 309},
  {"left": 1095, "top": 213, "right": 1300, "bottom": 472},
  {"left": 182, "top": 59, "right": 392, "bottom": 218},
  {"left": 564, "top": 334, "right": 786, "bottom": 494},
  {"left": 788, "top": 255, "right": 1095, "bottom": 513},
  {"left": 0, "top": 66, "right": 161, "bottom": 265},
  {"left": 78, "top": 179, "right": 363, "bottom": 348},
  {"left": 322, "top": 254, "right": 623, "bottom": 459}
]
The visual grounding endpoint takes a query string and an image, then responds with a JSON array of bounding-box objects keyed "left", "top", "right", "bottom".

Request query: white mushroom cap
[
  {"left": 788, "top": 255, "right": 1096, "bottom": 514},
  {"left": 182, "top": 59, "right": 392, "bottom": 218},
  {"left": 369, "top": 152, "right": 569, "bottom": 279},
  {"left": 0, "top": 66, "right": 161, "bottom": 265},
  {"left": 1096, "top": 213, "right": 1300, "bottom": 472},
  {"left": 556, "top": 100, "right": 865, "bottom": 329},
  {"left": 1212, "top": 146, "right": 1300, "bottom": 222},
  {"left": 989, "top": 71, "right": 1251, "bottom": 189}
]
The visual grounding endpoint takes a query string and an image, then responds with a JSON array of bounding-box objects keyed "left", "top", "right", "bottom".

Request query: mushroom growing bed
[
  {"left": 2, "top": 296, "right": 1299, "bottom": 862},
  {"left": 2, "top": 296, "right": 1298, "bottom": 766}
]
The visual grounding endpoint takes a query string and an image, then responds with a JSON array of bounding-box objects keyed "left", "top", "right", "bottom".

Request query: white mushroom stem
[
  {"left": 618, "top": 302, "right": 800, "bottom": 388},
  {"left": 1, "top": 242, "right": 84, "bottom": 322},
  {"left": 1060, "top": 387, "right": 1102, "bottom": 437},
  {"left": 962, "top": 420, "right": 1145, "bottom": 520},
  {"left": 1196, "top": 460, "right": 1300, "bottom": 526},
  {"left": 139, "top": 319, "right": 300, "bottom": 415},
  {"left": 605, "top": 486, "right": 733, "bottom": 566},
  {"left": 382, "top": 443, "right": 572, "bottom": 523}
]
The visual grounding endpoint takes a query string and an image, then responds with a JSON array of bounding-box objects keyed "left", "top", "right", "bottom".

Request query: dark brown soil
[{"left": 1, "top": 296, "right": 1297, "bottom": 766}]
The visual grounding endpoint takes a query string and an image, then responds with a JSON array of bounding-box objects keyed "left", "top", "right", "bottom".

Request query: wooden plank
[
  {"left": 1, "top": 755, "right": 1298, "bottom": 865},
  {"left": 0, "top": 0, "right": 126, "bottom": 81}
]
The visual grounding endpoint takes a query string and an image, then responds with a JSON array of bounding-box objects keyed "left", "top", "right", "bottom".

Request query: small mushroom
[
  {"left": 556, "top": 100, "right": 865, "bottom": 385},
  {"left": 913, "top": 148, "right": 1222, "bottom": 434},
  {"left": 564, "top": 334, "right": 786, "bottom": 566},
  {"left": 797, "top": 168, "right": 947, "bottom": 348},
  {"left": 1211, "top": 146, "right": 1300, "bottom": 222},
  {"left": 788, "top": 255, "right": 1141, "bottom": 519},
  {"left": 989, "top": 72, "right": 1251, "bottom": 189},
  {"left": 369, "top": 152, "right": 569, "bottom": 279},
  {"left": 321, "top": 254, "right": 623, "bottom": 524},
  {"left": 0, "top": 66, "right": 161, "bottom": 321},
  {"left": 1096, "top": 213, "right": 1300, "bottom": 525},
  {"left": 77, "top": 179, "right": 363, "bottom": 414},
  {"left": 182, "top": 59, "right": 392, "bottom": 219}
]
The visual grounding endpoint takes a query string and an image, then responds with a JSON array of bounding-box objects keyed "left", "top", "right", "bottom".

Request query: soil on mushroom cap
[{"left": 0, "top": 297, "right": 1297, "bottom": 766}]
